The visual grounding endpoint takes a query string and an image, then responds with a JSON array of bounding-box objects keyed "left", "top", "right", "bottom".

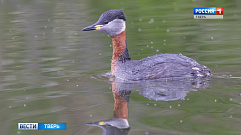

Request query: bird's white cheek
[{"left": 100, "top": 19, "right": 126, "bottom": 36}]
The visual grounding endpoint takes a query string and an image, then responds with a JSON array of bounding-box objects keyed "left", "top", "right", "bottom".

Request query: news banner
[
  {"left": 194, "top": 7, "right": 223, "bottom": 19},
  {"left": 18, "top": 123, "right": 66, "bottom": 130}
]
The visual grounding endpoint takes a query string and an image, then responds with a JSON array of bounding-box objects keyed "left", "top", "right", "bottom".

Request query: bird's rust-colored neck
[
  {"left": 112, "top": 29, "right": 127, "bottom": 60},
  {"left": 111, "top": 29, "right": 129, "bottom": 75}
]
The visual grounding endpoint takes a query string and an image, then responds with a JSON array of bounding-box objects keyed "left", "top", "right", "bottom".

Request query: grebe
[{"left": 82, "top": 9, "right": 211, "bottom": 81}]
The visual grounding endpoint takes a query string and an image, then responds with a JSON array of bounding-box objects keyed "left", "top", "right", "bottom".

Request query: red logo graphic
[{"left": 216, "top": 7, "right": 223, "bottom": 15}]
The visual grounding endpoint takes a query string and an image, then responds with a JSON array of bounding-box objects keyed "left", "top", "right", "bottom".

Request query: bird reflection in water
[
  {"left": 87, "top": 81, "right": 131, "bottom": 135},
  {"left": 87, "top": 77, "right": 209, "bottom": 135}
]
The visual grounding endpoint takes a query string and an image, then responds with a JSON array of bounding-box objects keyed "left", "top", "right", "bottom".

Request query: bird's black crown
[{"left": 97, "top": 9, "right": 126, "bottom": 25}]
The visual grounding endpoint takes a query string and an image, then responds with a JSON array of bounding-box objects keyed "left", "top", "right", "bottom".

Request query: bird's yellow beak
[
  {"left": 95, "top": 25, "right": 103, "bottom": 31},
  {"left": 82, "top": 24, "right": 103, "bottom": 31}
]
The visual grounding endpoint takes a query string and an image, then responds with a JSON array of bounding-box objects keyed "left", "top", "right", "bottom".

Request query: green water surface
[{"left": 0, "top": 0, "right": 241, "bottom": 135}]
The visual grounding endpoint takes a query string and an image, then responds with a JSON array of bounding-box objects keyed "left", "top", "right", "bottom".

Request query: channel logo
[
  {"left": 18, "top": 123, "right": 66, "bottom": 130},
  {"left": 194, "top": 7, "right": 223, "bottom": 19}
]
